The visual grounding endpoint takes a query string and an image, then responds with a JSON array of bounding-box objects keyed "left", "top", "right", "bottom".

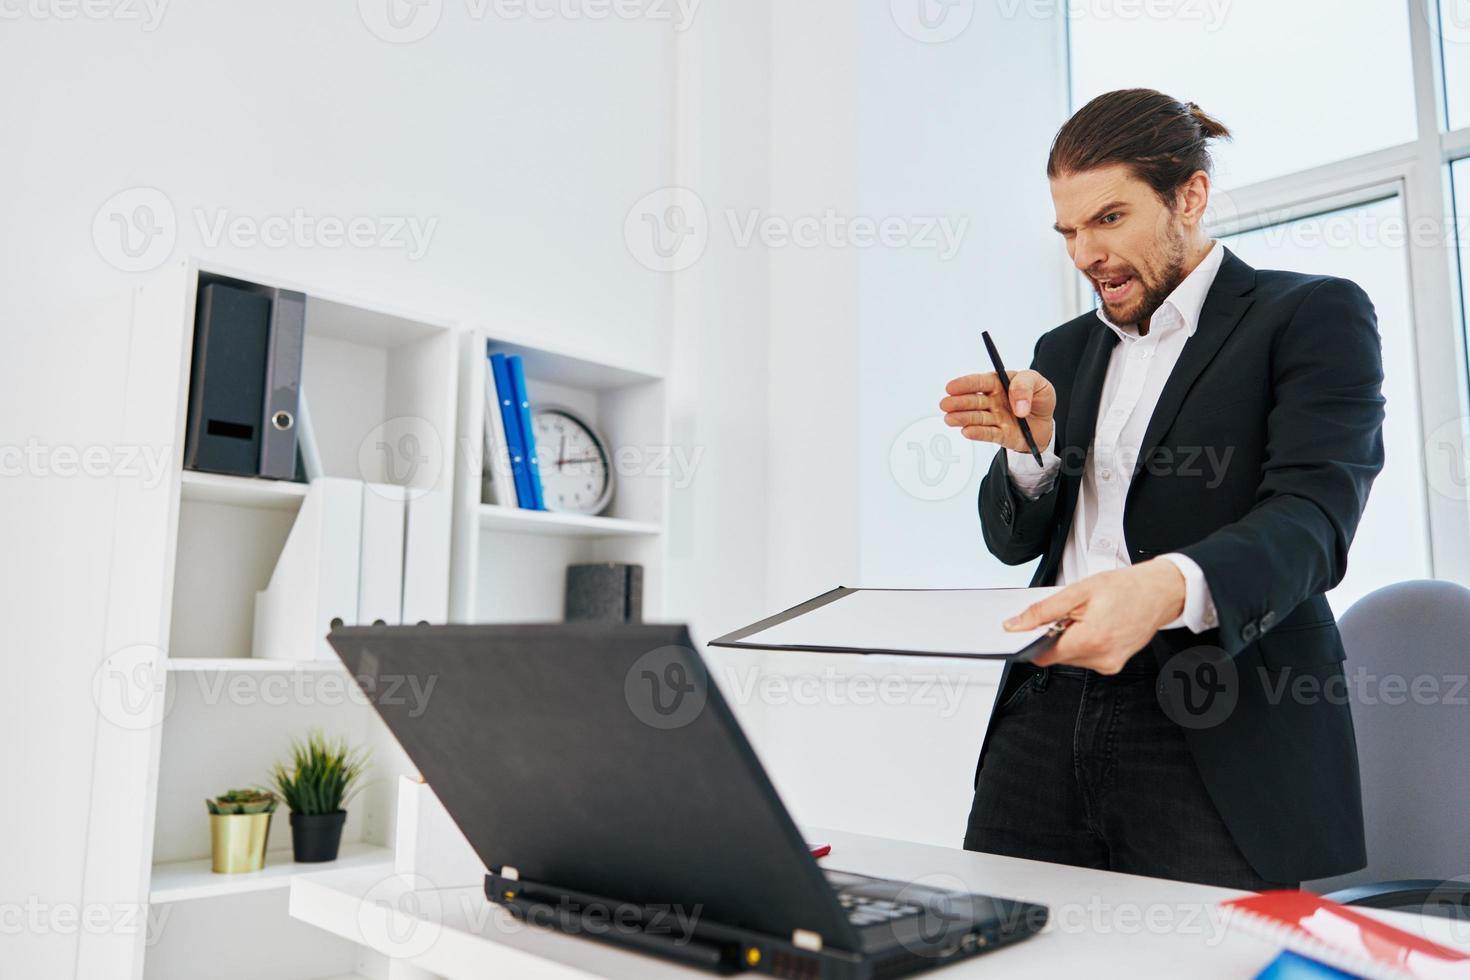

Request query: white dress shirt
[{"left": 1007, "top": 241, "right": 1224, "bottom": 633}]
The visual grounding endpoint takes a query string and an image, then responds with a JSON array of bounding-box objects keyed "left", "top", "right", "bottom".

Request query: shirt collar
[{"left": 1096, "top": 240, "right": 1224, "bottom": 342}]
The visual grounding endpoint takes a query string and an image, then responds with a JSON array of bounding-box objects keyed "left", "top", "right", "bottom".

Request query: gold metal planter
[{"left": 209, "top": 811, "right": 273, "bottom": 873}]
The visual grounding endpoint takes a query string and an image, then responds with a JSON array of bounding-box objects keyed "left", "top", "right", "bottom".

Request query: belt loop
[{"left": 1035, "top": 666, "right": 1050, "bottom": 691}]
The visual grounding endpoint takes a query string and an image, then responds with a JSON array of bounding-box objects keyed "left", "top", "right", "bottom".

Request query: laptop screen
[{"left": 329, "top": 622, "right": 856, "bottom": 947}]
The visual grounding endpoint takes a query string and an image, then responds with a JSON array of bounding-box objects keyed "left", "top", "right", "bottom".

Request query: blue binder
[
  {"left": 489, "top": 353, "right": 534, "bottom": 508},
  {"left": 506, "top": 355, "right": 546, "bottom": 510}
]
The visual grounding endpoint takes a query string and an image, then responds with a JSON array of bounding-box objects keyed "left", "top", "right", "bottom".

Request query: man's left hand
[{"left": 1004, "top": 560, "right": 1188, "bottom": 674}]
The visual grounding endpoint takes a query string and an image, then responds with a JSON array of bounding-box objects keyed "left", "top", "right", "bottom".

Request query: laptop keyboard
[{"left": 837, "top": 891, "right": 923, "bottom": 927}]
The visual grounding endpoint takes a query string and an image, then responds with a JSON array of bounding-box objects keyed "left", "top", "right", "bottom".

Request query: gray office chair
[{"left": 1305, "top": 579, "right": 1470, "bottom": 918}]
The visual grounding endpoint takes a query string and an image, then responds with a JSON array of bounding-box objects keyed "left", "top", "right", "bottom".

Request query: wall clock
[{"left": 532, "top": 406, "right": 614, "bottom": 515}]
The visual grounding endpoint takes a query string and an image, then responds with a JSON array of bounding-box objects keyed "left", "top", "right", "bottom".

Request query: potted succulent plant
[
  {"left": 207, "top": 788, "right": 278, "bottom": 874},
  {"left": 271, "top": 730, "right": 369, "bottom": 863}
]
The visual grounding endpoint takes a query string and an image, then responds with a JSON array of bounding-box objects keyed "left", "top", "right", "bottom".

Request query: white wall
[
  {"left": 3, "top": 2, "right": 1072, "bottom": 973},
  {"left": 854, "top": 6, "right": 1075, "bottom": 589},
  {"left": 0, "top": 5, "right": 674, "bottom": 975},
  {"left": 748, "top": 1, "right": 1074, "bottom": 847}
]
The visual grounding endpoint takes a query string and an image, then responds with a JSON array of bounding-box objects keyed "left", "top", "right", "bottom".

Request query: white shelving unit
[
  {"left": 84, "top": 264, "right": 674, "bottom": 980},
  {"left": 82, "top": 258, "right": 459, "bottom": 980}
]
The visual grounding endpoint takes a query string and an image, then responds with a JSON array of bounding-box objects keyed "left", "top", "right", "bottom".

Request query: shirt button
[
  {"left": 1096, "top": 537, "right": 1112, "bottom": 550},
  {"left": 1100, "top": 469, "right": 1112, "bottom": 480}
]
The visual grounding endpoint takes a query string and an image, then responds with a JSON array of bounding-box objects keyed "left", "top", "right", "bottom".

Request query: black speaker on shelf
[{"left": 564, "top": 563, "right": 643, "bottom": 624}]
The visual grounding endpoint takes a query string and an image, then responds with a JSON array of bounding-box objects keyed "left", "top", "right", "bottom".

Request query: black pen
[
  {"left": 981, "top": 330, "right": 1045, "bottom": 467},
  {"left": 1010, "top": 618, "right": 1073, "bottom": 664}
]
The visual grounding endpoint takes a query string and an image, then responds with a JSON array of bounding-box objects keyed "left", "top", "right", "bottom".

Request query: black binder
[{"left": 184, "top": 283, "right": 272, "bottom": 476}]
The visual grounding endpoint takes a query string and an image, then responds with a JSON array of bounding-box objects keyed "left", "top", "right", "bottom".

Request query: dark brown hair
[{"left": 1047, "top": 88, "right": 1231, "bottom": 205}]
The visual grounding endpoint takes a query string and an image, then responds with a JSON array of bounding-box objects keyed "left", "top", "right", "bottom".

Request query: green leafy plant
[
  {"left": 206, "top": 788, "right": 278, "bottom": 815},
  {"left": 271, "top": 731, "right": 370, "bottom": 815}
]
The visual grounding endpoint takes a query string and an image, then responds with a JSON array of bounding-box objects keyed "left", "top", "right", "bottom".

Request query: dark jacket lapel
[
  {"left": 1131, "top": 247, "right": 1257, "bottom": 482},
  {"left": 1039, "top": 323, "right": 1118, "bottom": 582}
]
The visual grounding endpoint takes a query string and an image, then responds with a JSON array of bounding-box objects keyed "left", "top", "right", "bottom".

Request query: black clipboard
[{"left": 709, "top": 586, "right": 1071, "bottom": 663}]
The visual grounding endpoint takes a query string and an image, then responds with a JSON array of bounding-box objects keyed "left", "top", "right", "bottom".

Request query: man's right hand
[{"left": 939, "top": 370, "right": 1056, "bottom": 453}]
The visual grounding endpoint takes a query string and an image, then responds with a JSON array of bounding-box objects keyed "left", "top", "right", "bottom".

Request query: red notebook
[{"left": 1222, "top": 891, "right": 1470, "bottom": 980}]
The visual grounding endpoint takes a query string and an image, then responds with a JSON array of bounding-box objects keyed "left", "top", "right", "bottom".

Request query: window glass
[{"left": 1069, "top": 0, "right": 1418, "bottom": 188}]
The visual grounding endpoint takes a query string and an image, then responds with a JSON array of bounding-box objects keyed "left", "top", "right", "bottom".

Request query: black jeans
[{"left": 963, "top": 662, "right": 1296, "bottom": 891}]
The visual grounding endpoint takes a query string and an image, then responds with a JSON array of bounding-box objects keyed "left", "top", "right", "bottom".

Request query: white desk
[{"left": 289, "top": 827, "right": 1470, "bottom": 979}]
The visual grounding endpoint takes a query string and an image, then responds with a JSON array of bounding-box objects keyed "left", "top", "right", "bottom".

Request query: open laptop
[{"left": 328, "top": 622, "right": 1048, "bottom": 978}]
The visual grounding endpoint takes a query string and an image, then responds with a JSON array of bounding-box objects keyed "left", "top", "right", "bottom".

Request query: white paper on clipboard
[{"left": 712, "top": 586, "right": 1064, "bottom": 659}]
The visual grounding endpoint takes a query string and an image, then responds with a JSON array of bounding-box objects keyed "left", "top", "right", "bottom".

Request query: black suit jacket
[{"left": 977, "top": 247, "right": 1384, "bottom": 883}]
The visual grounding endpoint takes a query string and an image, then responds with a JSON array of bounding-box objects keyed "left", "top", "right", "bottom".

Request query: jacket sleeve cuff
[
  {"left": 1005, "top": 428, "right": 1060, "bottom": 500},
  {"left": 1156, "top": 552, "right": 1219, "bottom": 633}
]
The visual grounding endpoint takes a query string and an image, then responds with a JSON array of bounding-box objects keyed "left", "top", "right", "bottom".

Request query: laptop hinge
[{"left": 792, "top": 928, "right": 822, "bottom": 952}]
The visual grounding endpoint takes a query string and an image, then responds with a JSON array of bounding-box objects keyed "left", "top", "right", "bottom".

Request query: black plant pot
[{"left": 290, "top": 810, "right": 347, "bottom": 863}]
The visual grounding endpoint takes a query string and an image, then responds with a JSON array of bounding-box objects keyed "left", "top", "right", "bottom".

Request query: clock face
[{"left": 532, "top": 409, "right": 613, "bottom": 514}]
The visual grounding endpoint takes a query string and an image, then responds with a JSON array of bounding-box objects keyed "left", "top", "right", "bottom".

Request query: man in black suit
[{"left": 940, "top": 89, "right": 1384, "bottom": 889}]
